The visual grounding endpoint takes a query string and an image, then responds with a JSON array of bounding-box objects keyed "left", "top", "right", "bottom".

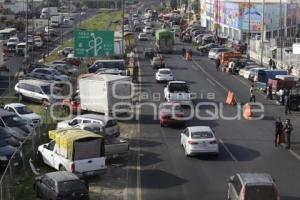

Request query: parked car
[
  {"left": 144, "top": 48, "right": 156, "bottom": 59},
  {"left": 33, "top": 36, "right": 43, "bottom": 48},
  {"left": 155, "top": 68, "right": 174, "bottom": 82},
  {"left": 7, "top": 36, "right": 19, "bottom": 51},
  {"left": 0, "top": 108, "right": 33, "bottom": 141},
  {"left": 197, "top": 43, "right": 220, "bottom": 54},
  {"left": 243, "top": 67, "right": 265, "bottom": 81},
  {"left": 208, "top": 48, "right": 233, "bottom": 59},
  {"left": 0, "top": 127, "right": 20, "bottom": 147},
  {"left": 238, "top": 65, "right": 261, "bottom": 77},
  {"left": 26, "top": 68, "right": 70, "bottom": 81},
  {"left": 180, "top": 126, "right": 219, "bottom": 157},
  {"left": 14, "top": 79, "right": 61, "bottom": 104},
  {"left": 227, "top": 173, "right": 280, "bottom": 200},
  {"left": 50, "top": 63, "right": 78, "bottom": 76},
  {"left": 57, "top": 114, "right": 120, "bottom": 136},
  {"left": 0, "top": 140, "right": 17, "bottom": 167},
  {"left": 143, "top": 26, "right": 154, "bottom": 34},
  {"left": 159, "top": 103, "right": 185, "bottom": 127},
  {"left": 138, "top": 33, "right": 149, "bottom": 41},
  {"left": 4, "top": 103, "right": 42, "bottom": 126},
  {"left": 151, "top": 56, "right": 165, "bottom": 69},
  {"left": 15, "top": 42, "right": 27, "bottom": 55},
  {"left": 34, "top": 171, "right": 89, "bottom": 200}
]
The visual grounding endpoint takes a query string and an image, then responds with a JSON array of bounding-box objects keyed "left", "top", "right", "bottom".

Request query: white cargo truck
[
  {"left": 79, "top": 74, "right": 132, "bottom": 115},
  {"left": 40, "top": 7, "right": 58, "bottom": 19}
]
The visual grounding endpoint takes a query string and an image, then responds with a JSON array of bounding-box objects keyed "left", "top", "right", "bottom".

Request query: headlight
[{"left": 0, "top": 156, "right": 8, "bottom": 161}]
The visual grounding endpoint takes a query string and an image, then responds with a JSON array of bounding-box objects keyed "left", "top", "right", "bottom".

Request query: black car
[
  {"left": 0, "top": 140, "right": 17, "bottom": 167},
  {"left": 144, "top": 48, "right": 156, "bottom": 59},
  {"left": 0, "top": 127, "right": 20, "bottom": 147},
  {"left": 34, "top": 171, "right": 89, "bottom": 200}
]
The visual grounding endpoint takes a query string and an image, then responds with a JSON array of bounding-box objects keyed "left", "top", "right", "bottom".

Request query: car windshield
[
  {"left": 1, "top": 114, "right": 27, "bottom": 127},
  {"left": 160, "top": 70, "right": 171, "bottom": 75},
  {"left": 191, "top": 131, "right": 213, "bottom": 139},
  {"left": 15, "top": 106, "right": 33, "bottom": 114},
  {"left": 169, "top": 83, "right": 189, "bottom": 93},
  {"left": 58, "top": 180, "right": 86, "bottom": 193},
  {"left": 9, "top": 39, "right": 17, "bottom": 42},
  {"left": 246, "top": 185, "right": 276, "bottom": 200},
  {"left": 41, "top": 85, "right": 51, "bottom": 95}
]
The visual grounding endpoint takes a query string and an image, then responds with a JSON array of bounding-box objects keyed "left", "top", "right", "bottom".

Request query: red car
[
  {"left": 62, "top": 91, "right": 82, "bottom": 114},
  {"left": 159, "top": 103, "right": 186, "bottom": 127}
]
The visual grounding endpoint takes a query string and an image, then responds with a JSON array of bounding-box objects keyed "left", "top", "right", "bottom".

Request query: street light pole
[
  {"left": 260, "top": 0, "right": 265, "bottom": 65},
  {"left": 280, "top": 0, "right": 283, "bottom": 68},
  {"left": 121, "top": 0, "right": 125, "bottom": 58},
  {"left": 47, "top": 0, "right": 50, "bottom": 56},
  {"left": 248, "top": 0, "right": 251, "bottom": 59}
]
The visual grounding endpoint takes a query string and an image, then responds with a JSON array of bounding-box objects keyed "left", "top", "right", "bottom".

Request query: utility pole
[
  {"left": 248, "top": 0, "right": 251, "bottom": 59},
  {"left": 121, "top": 0, "right": 125, "bottom": 58},
  {"left": 47, "top": 0, "right": 50, "bottom": 56},
  {"left": 280, "top": 0, "right": 283, "bottom": 68},
  {"left": 25, "top": 0, "right": 29, "bottom": 69},
  {"left": 260, "top": 0, "right": 265, "bottom": 65},
  {"left": 31, "top": 0, "right": 34, "bottom": 64}
]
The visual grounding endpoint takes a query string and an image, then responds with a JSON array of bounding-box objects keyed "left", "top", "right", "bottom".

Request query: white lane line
[
  {"left": 206, "top": 78, "right": 216, "bottom": 87},
  {"left": 219, "top": 139, "right": 238, "bottom": 162},
  {"left": 191, "top": 65, "right": 199, "bottom": 71},
  {"left": 289, "top": 149, "right": 300, "bottom": 161},
  {"left": 192, "top": 60, "right": 228, "bottom": 91}
]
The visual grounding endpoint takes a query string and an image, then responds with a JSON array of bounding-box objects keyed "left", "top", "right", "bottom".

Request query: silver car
[{"left": 227, "top": 173, "right": 280, "bottom": 200}]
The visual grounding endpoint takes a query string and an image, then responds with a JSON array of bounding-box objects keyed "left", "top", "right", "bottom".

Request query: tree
[{"left": 170, "top": 0, "right": 177, "bottom": 10}]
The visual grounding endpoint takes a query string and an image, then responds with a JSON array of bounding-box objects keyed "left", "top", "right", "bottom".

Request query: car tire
[
  {"left": 42, "top": 99, "right": 49, "bottom": 106},
  {"left": 184, "top": 146, "right": 190, "bottom": 157}
]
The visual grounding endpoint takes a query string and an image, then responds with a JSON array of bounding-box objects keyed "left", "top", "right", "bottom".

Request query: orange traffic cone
[
  {"left": 226, "top": 91, "right": 237, "bottom": 105},
  {"left": 243, "top": 103, "right": 253, "bottom": 120}
]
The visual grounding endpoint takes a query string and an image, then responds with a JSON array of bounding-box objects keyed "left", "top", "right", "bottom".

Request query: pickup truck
[
  {"left": 37, "top": 129, "right": 106, "bottom": 176},
  {"left": 79, "top": 123, "right": 129, "bottom": 159},
  {"left": 164, "top": 81, "right": 191, "bottom": 104}
]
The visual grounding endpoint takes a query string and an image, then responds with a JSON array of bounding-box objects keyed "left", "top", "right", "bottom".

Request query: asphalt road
[
  {"left": 0, "top": 9, "right": 99, "bottom": 97},
  {"left": 127, "top": 30, "right": 300, "bottom": 200}
]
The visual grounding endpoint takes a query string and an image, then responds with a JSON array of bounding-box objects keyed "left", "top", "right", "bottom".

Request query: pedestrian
[
  {"left": 189, "top": 49, "right": 193, "bottom": 60},
  {"left": 284, "top": 93, "right": 291, "bottom": 115},
  {"left": 272, "top": 61, "right": 276, "bottom": 70},
  {"left": 274, "top": 117, "right": 283, "bottom": 147},
  {"left": 283, "top": 119, "right": 293, "bottom": 149},
  {"left": 266, "top": 84, "right": 273, "bottom": 100},
  {"left": 269, "top": 58, "right": 273, "bottom": 70},
  {"left": 215, "top": 56, "right": 221, "bottom": 71},
  {"left": 250, "top": 85, "right": 256, "bottom": 102},
  {"left": 288, "top": 66, "right": 293, "bottom": 75},
  {"left": 182, "top": 47, "right": 186, "bottom": 57}
]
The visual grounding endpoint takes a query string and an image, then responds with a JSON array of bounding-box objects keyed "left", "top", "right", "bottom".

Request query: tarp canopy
[
  {"left": 155, "top": 29, "right": 174, "bottom": 41},
  {"left": 49, "top": 128, "right": 103, "bottom": 159}
]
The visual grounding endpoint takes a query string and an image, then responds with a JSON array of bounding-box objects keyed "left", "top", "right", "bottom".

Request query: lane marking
[
  {"left": 206, "top": 78, "right": 216, "bottom": 87},
  {"left": 219, "top": 139, "right": 238, "bottom": 162},
  {"left": 192, "top": 60, "right": 228, "bottom": 91},
  {"left": 191, "top": 65, "right": 199, "bottom": 71},
  {"left": 289, "top": 149, "right": 300, "bottom": 161}
]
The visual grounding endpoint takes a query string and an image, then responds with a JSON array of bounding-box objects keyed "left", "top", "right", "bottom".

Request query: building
[
  {"left": 0, "top": 0, "right": 43, "bottom": 13},
  {"left": 200, "top": 0, "right": 299, "bottom": 42}
]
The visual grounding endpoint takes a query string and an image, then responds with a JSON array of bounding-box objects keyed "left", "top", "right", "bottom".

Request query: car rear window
[
  {"left": 160, "top": 70, "right": 171, "bottom": 75},
  {"left": 169, "top": 83, "right": 189, "bottom": 93},
  {"left": 58, "top": 180, "right": 87, "bottom": 193},
  {"left": 246, "top": 185, "right": 276, "bottom": 200},
  {"left": 191, "top": 131, "right": 213, "bottom": 139}
]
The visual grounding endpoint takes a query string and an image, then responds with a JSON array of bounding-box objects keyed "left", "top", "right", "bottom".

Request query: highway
[{"left": 127, "top": 31, "right": 300, "bottom": 200}]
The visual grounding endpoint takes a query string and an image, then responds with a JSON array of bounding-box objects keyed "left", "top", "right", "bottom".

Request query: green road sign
[{"left": 74, "top": 31, "right": 114, "bottom": 57}]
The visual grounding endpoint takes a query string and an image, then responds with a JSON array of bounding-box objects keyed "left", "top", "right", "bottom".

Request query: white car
[
  {"left": 4, "top": 103, "right": 42, "bottom": 126},
  {"left": 156, "top": 68, "right": 174, "bottom": 82},
  {"left": 143, "top": 26, "right": 154, "bottom": 34},
  {"left": 56, "top": 114, "right": 120, "bottom": 136},
  {"left": 208, "top": 48, "right": 232, "bottom": 59},
  {"left": 239, "top": 65, "right": 261, "bottom": 77},
  {"left": 7, "top": 36, "right": 19, "bottom": 51},
  {"left": 138, "top": 33, "right": 148, "bottom": 40},
  {"left": 164, "top": 81, "right": 191, "bottom": 104},
  {"left": 181, "top": 126, "right": 219, "bottom": 156},
  {"left": 34, "top": 36, "right": 43, "bottom": 48},
  {"left": 243, "top": 67, "right": 265, "bottom": 80}
]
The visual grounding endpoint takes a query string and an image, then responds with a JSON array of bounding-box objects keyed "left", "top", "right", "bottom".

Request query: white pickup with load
[
  {"left": 164, "top": 81, "right": 191, "bottom": 104},
  {"left": 79, "top": 74, "right": 132, "bottom": 116},
  {"left": 37, "top": 129, "right": 106, "bottom": 176},
  {"left": 50, "top": 15, "right": 64, "bottom": 27},
  {"left": 40, "top": 7, "right": 58, "bottom": 19}
]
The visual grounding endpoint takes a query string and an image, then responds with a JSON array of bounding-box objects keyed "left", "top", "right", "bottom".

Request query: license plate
[
  {"left": 201, "top": 142, "right": 207, "bottom": 147},
  {"left": 112, "top": 154, "right": 119, "bottom": 158},
  {"left": 85, "top": 171, "right": 94, "bottom": 176}
]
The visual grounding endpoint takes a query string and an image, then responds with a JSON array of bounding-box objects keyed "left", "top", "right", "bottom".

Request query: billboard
[{"left": 220, "top": 2, "right": 240, "bottom": 29}]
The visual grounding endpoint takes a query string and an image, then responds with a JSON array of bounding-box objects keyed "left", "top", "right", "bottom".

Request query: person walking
[
  {"left": 269, "top": 58, "right": 273, "bottom": 70},
  {"left": 189, "top": 49, "right": 193, "bottom": 60},
  {"left": 215, "top": 56, "right": 221, "bottom": 71},
  {"left": 274, "top": 118, "right": 283, "bottom": 147},
  {"left": 283, "top": 119, "right": 293, "bottom": 149},
  {"left": 266, "top": 84, "right": 273, "bottom": 100},
  {"left": 250, "top": 85, "right": 256, "bottom": 102},
  {"left": 182, "top": 47, "right": 186, "bottom": 57},
  {"left": 284, "top": 93, "right": 291, "bottom": 115}
]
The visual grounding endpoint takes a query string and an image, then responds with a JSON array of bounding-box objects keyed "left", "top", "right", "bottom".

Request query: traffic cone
[
  {"left": 243, "top": 103, "right": 253, "bottom": 120},
  {"left": 226, "top": 91, "right": 237, "bottom": 105}
]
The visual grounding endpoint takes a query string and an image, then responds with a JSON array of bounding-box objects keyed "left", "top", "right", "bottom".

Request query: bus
[{"left": 0, "top": 28, "right": 17, "bottom": 45}]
